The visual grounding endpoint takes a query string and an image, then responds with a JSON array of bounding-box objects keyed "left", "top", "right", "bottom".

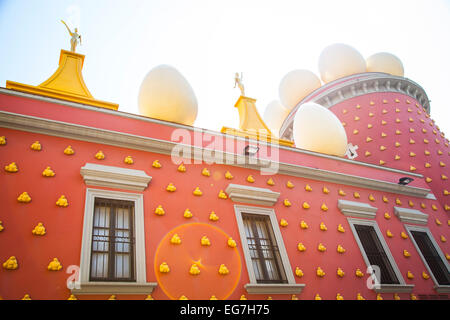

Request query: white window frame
[
  {"left": 404, "top": 225, "right": 450, "bottom": 293},
  {"left": 234, "top": 204, "right": 305, "bottom": 295},
  {"left": 348, "top": 218, "right": 414, "bottom": 293},
  {"left": 72, "top": 188, "right": 157, "bottom": 295}
]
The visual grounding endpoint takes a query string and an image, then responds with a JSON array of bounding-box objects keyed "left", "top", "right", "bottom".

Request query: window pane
[
  {"left": 94, "top": 205, "right": 110, "bottom": 228},
  {"left": 93, "top": 228, "right": 109, "bottom": 252},
  {"left": 244, "top": 219, "right": 253, "bottom": 238},
  {"left": 115, "top": 254, "right": 131, "bottom": 279},
  {"left": 90, "top": 198, "right": 135, "bottom": 282},
  {"left": 354, "top": 224, "right": 399, "bottom": 284},
  {"left": 252, "top": 259, "right": 262, "bottom": 280},
  {"left": 116, "top": 207, "right": 129, "bottom": 229},
  {"left": 242, "top": 213, "right": 287, "bottom": 284},
  {"left": 411, "top": 231, "right": 450, "bottom": 285},
  {"left": 91, "top": 253, "right": 108, "bottom": 278},
  {"left": 91, "top": 203, "right": 111, "bottom": 279}
]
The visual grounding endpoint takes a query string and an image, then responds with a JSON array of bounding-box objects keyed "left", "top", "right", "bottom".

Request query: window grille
[
  {"left": 410, "top": 230, "right": 450, "bottom": 285},
  {"left": 90, "top": 198, "right": 135, "bottom": 282},
  {"left": 354, "top": 224, "right": 399, "bottom": 284},
  {"left": 242, "top": 213, "right": 287, "bottom": 284}
]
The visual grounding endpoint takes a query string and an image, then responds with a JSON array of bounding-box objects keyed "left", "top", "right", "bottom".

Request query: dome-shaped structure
[
  {"left": 278, "top": 69, "right": 321, "bottom": 111},
  {"left": 293, "top": 102, "right": 348, "bottom": 156},
  {"left": 263, "top": 100, "right": 290, "bottom": 137},
  {"left": 318, "top": 43, "right": 366, "bottom": 83},
  {"left": 138, "top": 65, "right": 198, "bottom": 125},
  {"left": 366, "top": 52, "right": 404, "bottom": 77},
  {"left": 332, "top": 93, "right": 449, "bottom": 208}
]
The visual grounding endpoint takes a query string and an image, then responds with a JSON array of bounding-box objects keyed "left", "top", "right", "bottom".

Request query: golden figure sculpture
[
  {"left": 61, "top": 20, "right": 81, "bottom": 52},
  {"left": 234, "top": 72, "right": 245, "bottom": 96}
]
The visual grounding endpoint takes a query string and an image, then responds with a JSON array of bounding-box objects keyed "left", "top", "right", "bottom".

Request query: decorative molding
[
  {"left": 394, "top": 207, "right": 428, "bottom": 225},
  {"left": 338, "top": 199, "right": 378, "bottom": 219},
  {"left": 0, "top": 87, "right": 437, "bottom": 178},
  {"left": 425, "top": 193, "right": 437, "bottom": 200},
  {"left": 244, "top": 283, "right": 305, "bottom": 295},
  {"left": 0, "top": 110, "right": 431, "bottom": 198},
  {"left": 80, "top": 163, "right": 152, "bottom": 191},
  {"left": 279, "top": 73, "right": 430, "bottom": 140},
  {"left": 0, "top": 87, "right": 434, "bottom": 177},
  {"left": 226, "top": 184, "right": 280, "bottom": 206},
  {"left": 71, "top": 282, "right": 158, "bottom": 295},
  {"left": 277, "top": 161, "right": 427, "bottom": 198}
]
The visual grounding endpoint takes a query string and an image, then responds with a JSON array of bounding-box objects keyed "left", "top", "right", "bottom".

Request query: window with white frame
[
  {"left": 348, "top": 218, "right": 413, "bottom": 293},
  {"left": 241, "top": 213, "right": 288, "bottom": 284},
  {"left": 339, "top": 199, "right": 413, "bottom": 293},
  {"left": 405, "top": 225, "right": 450, "bottom": 292},
  {"left": 352, "top": 222, "right": 400, "bottom": 284},
  {"left": 234, "top": 204, "right": 305, "bottom": 295},
  {"left": 90, "top": 197, "right": 135, "bottom": 282},
  {"left": 73, "top": 188, "right": 156, "bottom": 295}
]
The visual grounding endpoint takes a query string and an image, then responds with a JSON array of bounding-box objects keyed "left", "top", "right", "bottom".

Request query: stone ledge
[
  {"left": 244, "top": 283, "right": 305, "bottom": 294},
  {"left": 226, "top": 184, "right": 280, "bottom": 206},
  {"left": 372, "top": 284, "right": 414, "bottom": 293},
  {"left": 338, "top": 199, "right": 378, "bottom": 219},
  {"left": 71, "top": 282, "right": 158, "bottom": 295},
  {"left": 394, "top": 206, "right": 428, "bottom": 225},
  {"left": 80, "top": 163, "right": 152, "bottom": 191}
]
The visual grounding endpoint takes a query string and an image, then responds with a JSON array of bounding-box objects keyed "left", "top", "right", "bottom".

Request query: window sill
[
  {"left": 71, "top": 281, "right": 158, "bottom": 295},
  {"left": 244, "top": 283, "right": 305, "bottom": 294},
  {"left": 434, "top": 285, "right": 450, "bottom": 293},
  {"left": 373, "top": 284, "right": 414, "bottom": 293}
]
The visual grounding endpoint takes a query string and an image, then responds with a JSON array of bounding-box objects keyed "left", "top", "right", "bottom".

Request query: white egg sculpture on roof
[
  {"left": 366, "top": 52, "right": 404, "bottom": 77},
  {"left": 293, "top": 102, "right": 348, "bottom": 156},
  {"left": 318, "top": 43, "right": 366, "bottom": 83},
  {"left": 138, "top": 65, "right": 198, "bottom": 125},
  {"left": 278, "top": 69, "right": 321, "bottom": 111},
  {"left": 263, "top": 100, "right": 290, "bottom": 137}
]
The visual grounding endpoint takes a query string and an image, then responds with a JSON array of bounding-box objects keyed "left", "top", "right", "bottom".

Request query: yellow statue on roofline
[
  {"left": 221, "top": 72, "right": 294, "bottom": 147},
  {"left": 61, "top": 20, "right": 81, "bottom": 52},
  {"left": 234, "top": 72, "right": 245, "bottom": 96},
  {"left": 5, "top": 20, "right": 119, "bottom": 110}
]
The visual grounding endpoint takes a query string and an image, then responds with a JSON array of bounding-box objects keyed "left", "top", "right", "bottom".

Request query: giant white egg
[
  {"left": 138, "top": 65, "right": 198, "bottom": 125},
  {"left": 318, "top": 43, "right": 366, "bottom": 83},
  {"left": 263, "top": 100, "right": 290, "bottom": 137},
  {"left": 293, "top": 102, "right": 348, "bottom": 156},
  {"left": 366, "top": 52, "right": 404, "bottom": 77},
  {"left": 278, "top": 69, "right": 321, "bottom": 111}
]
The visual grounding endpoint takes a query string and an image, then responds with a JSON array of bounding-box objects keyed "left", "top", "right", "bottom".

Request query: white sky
[{"left": 1, "top": 0, "right": 450, "bottom": 135}]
